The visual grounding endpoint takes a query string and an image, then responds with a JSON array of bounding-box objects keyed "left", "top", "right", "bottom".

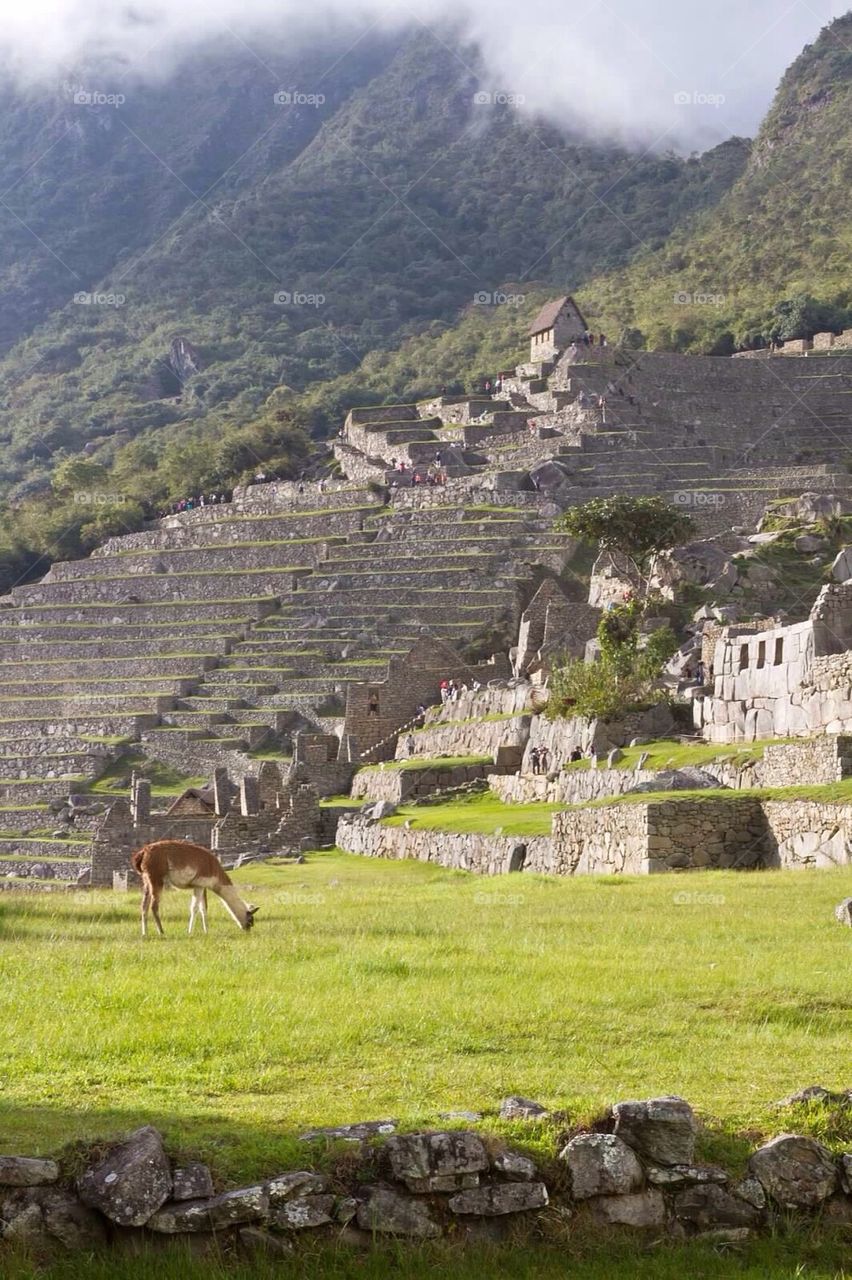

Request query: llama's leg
[
  {"left": 150, "top": 884, "right": 165, "bottom": 936},
  {"left": 199, "top": 889, "right": 208, "bottom": 935},
  {"left": 188, "top": 890, "right": 199, "bottom": 935},
  {"left": 141, "top": 883, "right": 150, "bottom": 937}
]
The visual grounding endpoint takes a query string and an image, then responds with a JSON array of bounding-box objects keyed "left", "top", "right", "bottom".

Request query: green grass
[
  {"left": 2, "top": 1235, "right": 850, "bottom": 1280},
  {"left": 89, "top": 753, "right": 205, "bottom": 798},
  {"left": 383, "top": 790, "right": 579, "bottom": 835},
  {"left": 563, "top": 737, "right": 792, "bottom": 773},
  {"left": 0, "top": 853, "right": 849, "bottom": 1196},
  {"left": 360, "top": 754, "right": 493, "bottom": 773}
]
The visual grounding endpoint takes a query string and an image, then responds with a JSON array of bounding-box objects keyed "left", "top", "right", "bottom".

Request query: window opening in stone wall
[
  {"left": 739, "top": 644, "right": 749, "bottom": 671},
  {"left": 774, "top": 638, "right": 784, "bottom": 666},
  {"left": 757, "top": 641, "right": 766, "bottom": 669}
]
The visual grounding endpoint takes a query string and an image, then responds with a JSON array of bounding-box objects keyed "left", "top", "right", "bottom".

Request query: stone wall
[
  {"left": 489, "top": 768, "right": 658, "bottom": 806},
  {"left": 336, "top": 811, "right": 552, "bottom": 875},
  {"left": 351, "top": 760, "right": 502, "bottom": 803},
  {"left": 4, "top": 1096, "right": 847, "bottom": 1257},
  {"left": 762, "top": 799, "right": 852, "bottom": 869},
  {"left": 403, "top": 714, "right": 531, "bottom": 762},
  {"left": 524, "top": 704, "right": 676, "bottom": 771}
]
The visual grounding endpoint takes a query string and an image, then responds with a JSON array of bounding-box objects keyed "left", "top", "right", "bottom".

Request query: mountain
[
  {"left": 577, "top": 14, "right": 852, "bottom": 352},
  {"left": 0, "top": 27, "right": 747, "bottom": 509}
]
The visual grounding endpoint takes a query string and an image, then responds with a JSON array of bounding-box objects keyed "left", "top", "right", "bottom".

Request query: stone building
[
  {"left": 696, "top": 583, "right": 852, "bottom": 741},
  {"left": 527, "top": 295, "right": 588, "bottom": 361}
]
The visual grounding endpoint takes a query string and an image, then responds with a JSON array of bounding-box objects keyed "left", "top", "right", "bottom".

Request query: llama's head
[{"left": 243, "top": 904, "right": 259, "bottom": 931}]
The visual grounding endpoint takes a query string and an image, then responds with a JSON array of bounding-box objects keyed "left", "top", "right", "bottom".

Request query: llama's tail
[{"left": 130, "top": 847, "right": 146, "bottom": 874}]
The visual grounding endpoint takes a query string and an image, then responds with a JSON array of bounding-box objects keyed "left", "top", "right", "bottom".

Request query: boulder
[
  {"left": 672, "top": 1184, "right": 761, "bottom": 1231},
  {"left": 266, "top": 1171, "right": 327, "bottom": 1204},
  {"left": 492, "top": 1152, "right": 537, "bottom": 1181},
  {"left": 2, "top": 1188, "right": 106, "bottom": 1251},
  {"left": 627, "top": 768, "right": 724, "bottom": 795},
  {"left": 528, "top": 460, "right": 573, "bottom": 493},
  {"left": 363, "top": 801, "right": 397, "bottom": 821},
  {"left": 0, "top": 1156, "right": 59, "bottom": 1187},
  {"left": 499, "top": 1096, "right": 549, "bottom": 1121},
  {"left": 559, "top": 1133, "right": 644, "bottom": 1200},
  {"left": 355, "top": 1188, "right": 441, "bottom": 1238},
  {"left": 831, "top": 547, "right": 852, "bottom": 583},
  {"left": 611, "top": 1096, "right": 698, "bottom": 1166},
  {"left": 776, "top": 1084, "right": 851, "bottom": 1107},
  {"left": 645, "top": 1164, "right": 728, "bottom": 1188},
  {"left": 794, "top": 534, "right": 825, "bottom": 554},
  {"left": 384, "top": 1131, "right": 488, "bottom": 1192},
  {"left": 77, "top": 1125, "right": 172, "bottom": 1227},
  {"left": 769, "top": 493, "right": 852, "bottom": 524},
  {"left": 299, "top": 1120, "right": 396, "bottom": 1142},
  {"left": 748, "top": 1135, "right": 838, "bottom": 1208},
  {"left": 448, "top": 1182, "right": 548, "bottom": 1216},
  {"left": 841, "top": 1154, "right": 852, "bottom": 1195},
  {"left": 172, "top": 1163, "right": 214, "bottom": 1202},
  {"left": 147, "top": 1184, "right": 269, "bottom": 1232},
  {"left": 269, "top": 1194, "right": 336, "bottom": 1230},
  {"left": 587, "top": 1188, "right": 666, "bottom": 1228},
  {"left": 835, "top": 898, "right": 852, "bottom": 927}
]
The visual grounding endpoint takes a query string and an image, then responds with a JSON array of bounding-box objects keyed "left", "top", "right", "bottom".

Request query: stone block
[
  {"left": 559, "top": 1133, "right": 644, "bottom": 1200},
  {"left": 78, "top": 1125, "right": 172, "bottom": 1227},
  {"left": 448, "top": 1182, "right": 548, "bottom": 1216},
  {"left": 384, "top": 1131, "right": 488, "bottom": 1192},
  {"left": 748, "top": 1135, "right": 838, "bottom": 1208},
  {"left": 611, "top": 1096, "right": 697, "bottom": 1166}
]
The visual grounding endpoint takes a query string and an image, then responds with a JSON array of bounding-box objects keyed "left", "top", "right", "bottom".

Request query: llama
[{"left": 131, "top": 839, "right": 258, "bottom": 936}]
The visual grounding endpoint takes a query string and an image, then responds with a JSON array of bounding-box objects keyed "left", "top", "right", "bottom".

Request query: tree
[
  {"left": 556, "top": 496, "right": 695, "bottom": 603},
  {"left": 548, "top": 603, "right": 678, "bottom": 721}
]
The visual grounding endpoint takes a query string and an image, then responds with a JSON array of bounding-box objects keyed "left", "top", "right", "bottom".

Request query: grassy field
[{"left": 1, "top": 853, "right": 849, "bottom": 1179}]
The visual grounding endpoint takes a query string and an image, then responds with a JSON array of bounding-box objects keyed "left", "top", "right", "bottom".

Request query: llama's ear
[{"left": 247, "top": 904, "right": 259, "bottom": 916}]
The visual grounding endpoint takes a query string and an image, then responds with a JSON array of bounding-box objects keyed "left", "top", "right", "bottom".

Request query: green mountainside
[
  {"left": 576, "top": 14, "right": 852, "bottom": 351},
  {"left": 0, "top": 30, "right": 744, "bottom": 505}
]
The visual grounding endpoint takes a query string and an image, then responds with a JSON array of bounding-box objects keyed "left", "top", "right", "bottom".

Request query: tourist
[
  {"left": 540, "top": 746, "right": 551, "bottom": 774},
  {"left": 600, "top": 334, "right": 607, "bottom": 347},
  {"left": 440, "top": 679, "right": 450, "bottom": 703},
  {"left": 368, "top": 692, "right": 379, "bottom": 716},
  {"left": 569, "top": 747, "right": 582, "bottom": 762},
  {"left": 405, "top": 733, "right": 416, "bottom": 757},
  {"left": 530, "top": 746, "right": 541, "bottom": 775},
  {"left": 485, "top": 379, "right": 492, "bottom": 394},
  {"left": 598, "top": 394, "right": 607, "bottom": 424}
]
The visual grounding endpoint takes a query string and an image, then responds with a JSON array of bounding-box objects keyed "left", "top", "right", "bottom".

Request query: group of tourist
[
  {"left": 528, "top": 746, "right": 552, "bottom": 775},
  {"left": 440, "top": 677, "right": 481, "bottom": 703},
  {"left": 167, "top": 491, "right": 232, "bottom": 514},
  {"left": 388, "top": 456, "right": 447, "bottom": 487}
]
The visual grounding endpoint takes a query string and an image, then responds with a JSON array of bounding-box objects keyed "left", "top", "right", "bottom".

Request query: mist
[{"left": 0, "top": 0, "right": 847, "bottom": 146}]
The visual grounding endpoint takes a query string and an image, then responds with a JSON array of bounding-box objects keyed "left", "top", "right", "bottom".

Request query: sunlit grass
[{"left": 0, "top": 853, "right": 849, "bottom": 1192}]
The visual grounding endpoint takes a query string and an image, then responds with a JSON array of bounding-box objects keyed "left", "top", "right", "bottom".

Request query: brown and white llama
[{"left": 131, "top": 839, "right": 258, "bottom": 936}]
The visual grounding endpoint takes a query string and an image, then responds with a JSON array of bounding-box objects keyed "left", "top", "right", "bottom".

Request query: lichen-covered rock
[
  {"left": 587, "top": 1188, "right": 666, "bottom": 1228},
  {"left": 385, "top": 1131, "right": 488, "bottom": 1192},
  {"left": 1, "top": 1188, "right": 106, "bottom": 1251},
  {"left": 499, "top": 1096, "right": 549, "bottom": 1120},
  {"left": 0, "top": 1156, "right": 59, "bottom": 1187},
  {"left": 733, "top": 1176, "right": 767, "bottom": 1210},
  {"left": 448, "top": 1182, "right": 548, "bottom": 1216},
  {"left": 835, "top": 898, "right": 852, "bottom": 926},
  {"left": 493, "top": 1151, "right": 537, "bottom": 1181},
  {"left": 172, "top": 1164, "right": 214, "bottom": 1202},
  {"left": 147, "top": 1184, "right": 269, "bottom": 1233},
  {"left": 611, "top": 1096, "right": 698, "bottom": 1166},
  {"left": 266, "top": 1171, "right": 327, "bottom": 1204},
  {"left": 355, "top": 1188, "right": 441, "bottom": 1238},
  {"left": 77, "top": 1126, "right": 172, "bottom": 1227},
  {"left": 269, "top": 1194, "right": 336, "bottom": 1230},
  {"left": 748, "top": 1135, "right": 838, "bottom": 1208},
  {"left": 646, "top": 1164, "right": 728, "bottom": 1188},
  {"left": 841, "top": 1154, "right": 852, "bottom": 1195},
  {"left": 673, "top": 1184, "right": 761, "bottom": 1231},
  {"left": 559, "top": 1133, "right": 643, "bottom": 1200}
]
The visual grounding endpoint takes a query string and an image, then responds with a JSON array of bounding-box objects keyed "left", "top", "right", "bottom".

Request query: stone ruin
[
  {"left": 2, "top": 1093, "right": 850, "bottom": 1256},
  {"left": 5, "top": 296, "right": 852, "bottom": 888}
]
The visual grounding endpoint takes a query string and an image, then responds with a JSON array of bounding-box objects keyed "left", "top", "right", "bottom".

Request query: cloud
[{"left": 0, "top": 0, "right": 846, "bottom": 146}]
